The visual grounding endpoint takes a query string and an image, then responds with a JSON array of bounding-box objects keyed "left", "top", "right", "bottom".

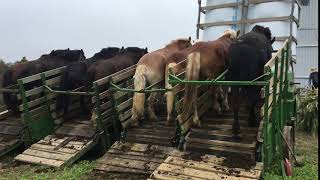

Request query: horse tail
[
  {"left": 178, "top": 52, "right": 201, "bottom": 124},
  {"left": 131, "top": 65, "right": 147, "bottom": 122},
  {"left": 2, "top": 69, "right": 14, "bottom": 109}
]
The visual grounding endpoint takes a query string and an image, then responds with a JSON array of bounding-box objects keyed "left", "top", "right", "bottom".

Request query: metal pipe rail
[
  {"left": 44, "top": 85, "right": 95, "bottom": 96},
  {"left": 109, "top": 81, "right": 168, "bottom": 93}
]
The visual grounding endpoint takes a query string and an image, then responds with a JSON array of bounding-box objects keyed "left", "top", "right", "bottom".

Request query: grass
[
  {"left": 263, "top": 131, "right": 318, "bottom": 180},
  {"left": 0, "top": 160, "right": 96, "bottom": 180}
]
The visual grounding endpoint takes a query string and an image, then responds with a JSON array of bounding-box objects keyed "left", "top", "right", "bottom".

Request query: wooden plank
[
  {"left": 186, "top": 137, "right": 256, "bottom": 150},
  {"left": 98, "top": 101, "right": 113, "bottom": 112},
  {"left": 19, "top": 73, "right": 42, "bottom": 84},
  {"left": 0, "top": 125, "right": 22, "bottom": 135},
  {"left": 100, "top": 153, "right": 164, "bottom": 164},
  {"left": 39, "top": 136, "right": 87, "bottom": 146},
  {"left": 111, "top": 68, "right": 136, "bottom": 83},
  {"left": 101, "top": 108, "right": 114, "bottom": 120},
  {"left": 158, "top": 156, "right": 262, "bottom": 179},
  {"left": 30, "top": 143, "right": 78, "bottom": 154},
  {"left": 154, "top": 162, "right": 254, "bottom": 180},
  {"left": 18, "top": 86, "right": 43, "bottom": 100},
  {"left": 116, "top": 98, "right": 132, "bottom": 112},
  {"left": 94, "top": 65, "right": 136, "bottom": 86},
  {"left": 61, "top": 123, "right": 93, "bottom": 130},
  {"left": 19, "top": 93, "right": 57, "bottom": 111},
  {"left": 119, "top": 108, "right": 132, "bottom": 122},
  {"left": 43, "top": 66, "right": 66, "bottom": 77},
  {"left": 185, "top": 142, "right": 255, "bottom": 157},
  {"left": 14, "top": 154, "right": 64, "bottom": 167},
  {"left": 46, "top": 75, "right": 61, "bottom": 86},
  {"left": 96, "top": 163, "right": 152, "bottom": 174},
  {"left": 96, "top": 155, "right": 160, "bottom": 173},
  {"left": 94, "top": 89, "right": 112, "bottom": 103},
  {"left": 21, "top": 149, "right": 73, "bottom": 161},
  {"left": 55, "top": 126, "right": 95, "bottom": 138}
]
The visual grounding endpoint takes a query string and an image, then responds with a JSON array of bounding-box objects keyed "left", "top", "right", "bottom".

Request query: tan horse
[
  {"left": 131, "top": 37, "right": 192, "bottom": 127},
  {"left": 176, "top": 30, "right": 240, "bottom": 127}
]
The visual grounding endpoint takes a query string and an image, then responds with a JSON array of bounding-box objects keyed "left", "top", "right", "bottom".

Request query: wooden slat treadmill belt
[
  {"left": 96, "top": 142, "right": 183, "bottom": 174},
  {"left": 15, "top": 154, "right": 65, "bottom": 167},
  {"left": 149, "top": 156, "right": 262, "bottom": 180},
  {"left": 15, "top": 136, "right": 95, "bottom": 167},
  {"left": 55, "top": 126, "right": 95, "bottom": 138},
  {"left": 0, "top": 125, "right": 22, "bottom": 135}
]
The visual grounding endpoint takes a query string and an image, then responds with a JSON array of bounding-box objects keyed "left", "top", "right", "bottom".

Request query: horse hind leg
[
  {"left": 192, "top": 94, "right": 201, "bottom": 127},
  {"left": 147, "top": 86, "right": 160, "bottom": 121}
]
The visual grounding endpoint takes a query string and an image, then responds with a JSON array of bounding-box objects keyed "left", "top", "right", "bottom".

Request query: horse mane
[
  {"left": 219, "top": 29, "right": 238, "bottom": 40},
  {"left": 165, "top": 38, "right": 190, "bottom": 47}
]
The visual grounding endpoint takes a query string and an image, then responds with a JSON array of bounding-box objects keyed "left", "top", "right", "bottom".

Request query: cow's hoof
[
  {"left": 221, "top": 104, "right": 230, "bottom": 112},
  {"left": 232, "top": 124, "right": 240, "bottom": 134}
]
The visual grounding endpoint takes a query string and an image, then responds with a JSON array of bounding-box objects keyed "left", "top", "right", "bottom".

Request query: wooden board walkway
[
  {"left": 0, "top": 111, "right": 23, "bottom": 157},
  {"left": 149, "top": 153, "right": 263, "bottom": 180},
  {"left": 15, "top": 119, "right": 96, "bottom": 167},
  {"left": 95, "top": 142, "right": 184, "bottom": 174}
]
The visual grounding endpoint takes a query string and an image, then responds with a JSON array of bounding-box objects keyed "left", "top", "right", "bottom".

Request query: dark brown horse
[
  {"left": 177, "top": 30, "right": 239, "bottom": 128},
  {"left": 2, "top": 49, "right": 85, "bottom": 114}
]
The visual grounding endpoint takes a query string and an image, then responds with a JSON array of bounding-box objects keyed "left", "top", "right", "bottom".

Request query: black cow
[
  {"left": 56, "top": 47, "right": 122, "bottom": 114},
  {"left": 2, "top": 49, "right": 85, "bottom": 115},
  {"left": 228, "top": 25, "right": 275, "bottom": 132}
]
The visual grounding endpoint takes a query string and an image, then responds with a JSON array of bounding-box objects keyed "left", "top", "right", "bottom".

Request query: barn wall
[{"left": 294, "top": 0, "right": 318, "bottom": 87}]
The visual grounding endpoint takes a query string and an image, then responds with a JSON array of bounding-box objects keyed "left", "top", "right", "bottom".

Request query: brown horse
[
  {"left": 177, "top": 30, "right": 239, "bottom": 127},
  {"left": 131, "top": 37, "right": 192, "bottom": 127}
]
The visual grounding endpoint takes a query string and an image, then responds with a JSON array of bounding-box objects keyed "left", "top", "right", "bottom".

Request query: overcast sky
[{"left": 0, "top": 0, "right": 199, "bottom": 62}]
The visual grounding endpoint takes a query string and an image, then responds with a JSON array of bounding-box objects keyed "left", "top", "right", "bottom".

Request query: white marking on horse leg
[
  {"left": 90, "top": 110, "right": 97, "bottom": 127},
  {"left": 192, "top": 101, "right": 200, "bottom": 127},
  {"left": 221, "top": 86, "right": 230, "bottom": 112}
]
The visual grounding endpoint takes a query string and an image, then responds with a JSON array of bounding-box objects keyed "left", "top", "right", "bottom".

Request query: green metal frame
[{"left": 167, "top": 39, "right": 296, "bottom": 177}]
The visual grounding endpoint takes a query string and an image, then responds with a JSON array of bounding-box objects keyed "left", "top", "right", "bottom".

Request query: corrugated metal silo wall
[{"left": 295, "top": 0, "right": 318, "bottom": 87}]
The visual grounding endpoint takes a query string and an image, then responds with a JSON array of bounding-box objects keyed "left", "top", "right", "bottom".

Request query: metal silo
[{"left": 197, "top": 0, "right": 300, "bottom": 55}]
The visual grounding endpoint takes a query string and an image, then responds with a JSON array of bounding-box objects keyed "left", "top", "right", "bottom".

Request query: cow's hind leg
[
  {"left": 231, "top": 86, "right": 240, "bottom": 132},
  {"left": 210, "top": 86, "right": 222, "bottom": 114},
  {"left": 247, "top": 87, "right": 260, "bottom": 127},
  {"left": 221, "top": 86, "right": 230, "bottom": 112}
]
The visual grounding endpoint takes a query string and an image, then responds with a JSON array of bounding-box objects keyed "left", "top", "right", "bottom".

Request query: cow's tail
[
  {"left": 177, "top": 52, "right": 201, "bottom": 124},
  {"left": 131, "top": 65, "right": 147, "bottom": 122}
]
